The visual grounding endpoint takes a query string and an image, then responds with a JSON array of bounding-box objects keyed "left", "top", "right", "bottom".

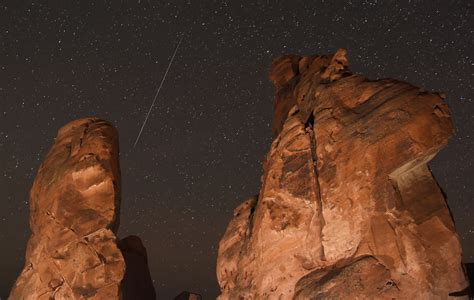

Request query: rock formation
[
  {"left": 9, "top": 118, "right": 155, "bottom": 299},
  {"left": 119, "top": 236, "right": 156, "bottom": 300},
  {"left": 174, "top": 291, "right": 202, "bottom": 300},
  {"left": 216, "top": 49, "right": 470, "bottom": 299}
]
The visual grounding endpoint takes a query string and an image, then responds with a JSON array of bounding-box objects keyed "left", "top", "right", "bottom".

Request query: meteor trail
[{"left": 133, "top": 35, "right": 183, "bottom": 148}]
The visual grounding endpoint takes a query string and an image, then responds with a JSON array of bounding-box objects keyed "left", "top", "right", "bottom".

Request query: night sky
[{"left": 0, "top": 1, "right": 472, "bottom": 298}]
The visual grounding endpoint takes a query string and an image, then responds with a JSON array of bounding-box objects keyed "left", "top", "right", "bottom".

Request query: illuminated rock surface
[
  {"left": 9, "top": 118, "right": 155, "bottom": 299},
  {"left": 216, "top": 49, "right": 470, "bottom": 299}
]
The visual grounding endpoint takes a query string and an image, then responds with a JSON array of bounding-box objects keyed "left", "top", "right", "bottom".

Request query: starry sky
[{"left": 0, "top": 1, "right": 472, "bottom": 298}]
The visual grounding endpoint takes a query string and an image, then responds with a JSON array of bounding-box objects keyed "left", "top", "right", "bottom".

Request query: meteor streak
[{"left": 133, "top": 35, "right": 183, "bottom": 148}]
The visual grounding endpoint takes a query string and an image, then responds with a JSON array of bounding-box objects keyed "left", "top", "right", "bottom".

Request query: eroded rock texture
[
  {"left": 217, "top": 49, "right": 469, "bottom": 299},
  {"left": 9, "top": 118, "right": 155, "bottom": 299}
]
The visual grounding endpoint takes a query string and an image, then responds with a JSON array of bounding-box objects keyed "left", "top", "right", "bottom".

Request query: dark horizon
[{"left": 1, "top": 1, "right": 472, "bottom": 298}]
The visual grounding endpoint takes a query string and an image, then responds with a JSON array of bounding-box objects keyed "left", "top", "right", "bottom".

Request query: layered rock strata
[
  {"left": 9, "top": 118, "right": 155, "bottom": 299},
  {"left": 216, "top": 49, "right": 469, "bottom": 299}
]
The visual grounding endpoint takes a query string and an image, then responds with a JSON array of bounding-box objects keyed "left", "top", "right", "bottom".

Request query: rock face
[
  {"left": 216, "top": 49, "right": 470, "bottom": 299},
  {"left": 119, "top": 236, "right": 156, "bottom": 300},
  {"left": 9, "top": 118, "right": 155, "bottom": 299}
]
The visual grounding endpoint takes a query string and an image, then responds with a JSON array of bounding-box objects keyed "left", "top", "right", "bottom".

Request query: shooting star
[{"left": 133, "top": 35, "right": 183, "bottom": 148}]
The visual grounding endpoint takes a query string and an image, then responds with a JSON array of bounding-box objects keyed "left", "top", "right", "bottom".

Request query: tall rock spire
[{"left": 9, "top": 118, "right": 155, "bottom": 299}]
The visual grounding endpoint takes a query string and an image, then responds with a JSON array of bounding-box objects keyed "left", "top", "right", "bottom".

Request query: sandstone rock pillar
[{"left": 9, "top": 118, "right": 155, "bottom": 299}]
